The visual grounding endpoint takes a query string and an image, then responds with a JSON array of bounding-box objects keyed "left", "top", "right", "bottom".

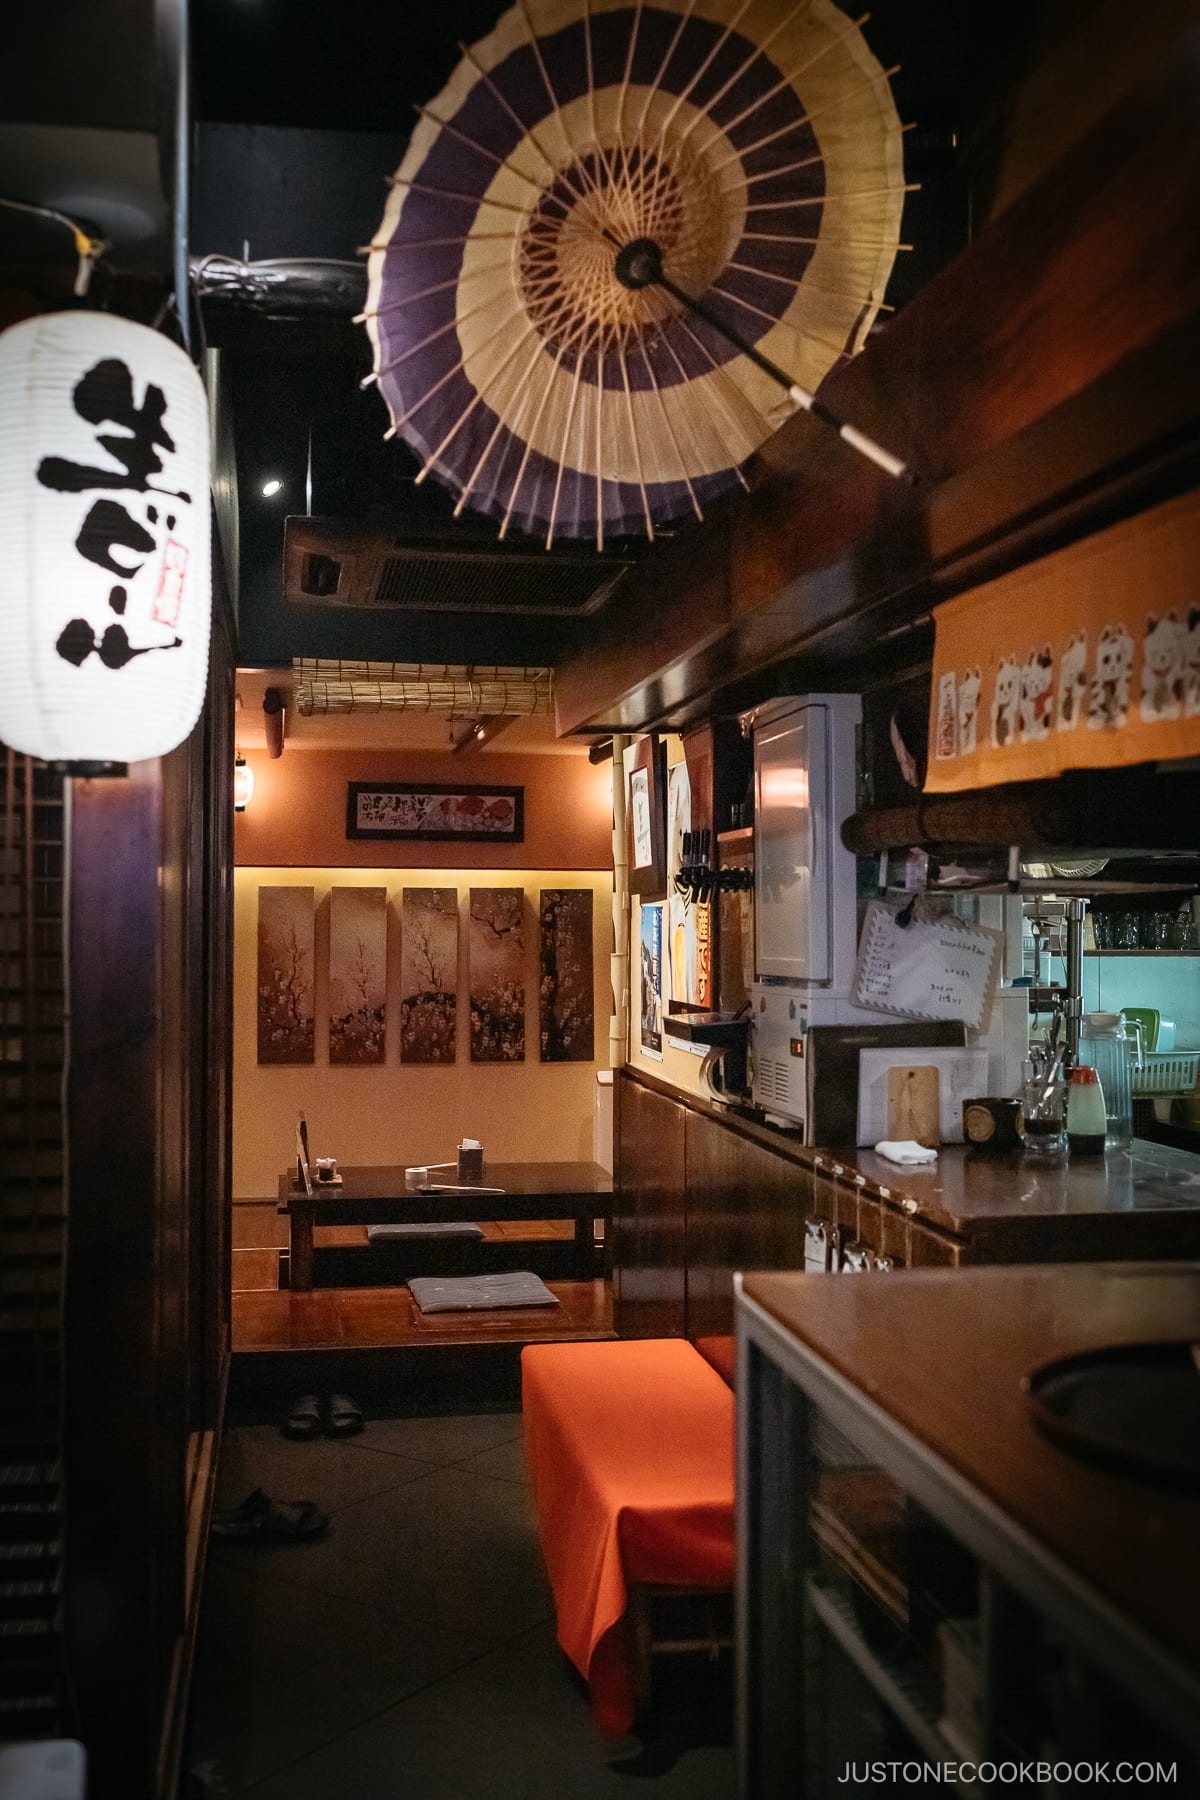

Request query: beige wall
[
  {"left": 234, "top": 746, "right": 613, "bottom": 870},
  {"left": 235, "top": 866, "right": 613, "bottom": 1197}
]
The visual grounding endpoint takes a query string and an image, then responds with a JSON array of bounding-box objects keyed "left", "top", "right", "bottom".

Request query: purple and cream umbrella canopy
[{"left": 361, "top": 0, "right": 909, "bottom": 549}]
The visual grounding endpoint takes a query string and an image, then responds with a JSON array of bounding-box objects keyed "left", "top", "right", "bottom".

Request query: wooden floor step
[{"left": 233, "top": 1278, "right": 614, "bottom": 1353}]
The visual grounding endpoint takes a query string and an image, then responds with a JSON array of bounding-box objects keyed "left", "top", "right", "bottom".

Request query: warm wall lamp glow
[{"left": 233, "top": 752, "right": 254, "bottom": 811}]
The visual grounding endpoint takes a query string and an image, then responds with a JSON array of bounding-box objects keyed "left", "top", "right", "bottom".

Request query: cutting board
[
  {"left": 886, "top": 1065, "right": 942, "bottom": 1146},
  {"left": 857, "top": 1046, "right": 990, "bottom": 1145}
]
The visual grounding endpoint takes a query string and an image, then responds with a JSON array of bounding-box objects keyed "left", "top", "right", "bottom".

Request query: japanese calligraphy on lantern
[{"left": 0, "top": 312, "right": 211, "bottom": 763}]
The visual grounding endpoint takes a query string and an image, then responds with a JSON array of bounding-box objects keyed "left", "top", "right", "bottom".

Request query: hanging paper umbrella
[{"left": 361, "top": 0, "right": 910, "bottom": 549}]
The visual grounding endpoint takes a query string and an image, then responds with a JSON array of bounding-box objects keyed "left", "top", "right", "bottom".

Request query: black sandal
[
  {"left": 326, "top": 1393, "right": 364, "bottom": 1438},
  {"left": 211, "top": 1489, "right": 330, "bottom": 1543},
  {"left": 282, "top": 1394, "right": 322, "bottom": 1440}
]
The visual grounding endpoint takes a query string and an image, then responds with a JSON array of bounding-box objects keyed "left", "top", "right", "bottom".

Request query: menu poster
[
  {"left": 639, "top": 902, "right": 664, "bottom": 1060},
  {"left": 852, "top": 901, "right": 1004, "bottom": 1032}
]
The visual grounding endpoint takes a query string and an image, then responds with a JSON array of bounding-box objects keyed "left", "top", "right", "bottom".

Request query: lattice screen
[{"left": 0, "top": 746, "right": 66, "bottom": 1735}]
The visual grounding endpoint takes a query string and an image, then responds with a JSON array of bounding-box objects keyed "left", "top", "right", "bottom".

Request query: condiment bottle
[{"left": 1066, "top": 1065, "right": 1107, "bottom": 1156}]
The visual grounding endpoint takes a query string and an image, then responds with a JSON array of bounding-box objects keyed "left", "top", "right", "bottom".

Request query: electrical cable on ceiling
[{"left": 0, "top": 194, "right": 109, "bottom": 295}]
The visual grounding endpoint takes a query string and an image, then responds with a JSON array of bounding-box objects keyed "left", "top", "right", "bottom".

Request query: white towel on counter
[{"left": 873, "top": 1139, "right": 938, "bottom": 1166}]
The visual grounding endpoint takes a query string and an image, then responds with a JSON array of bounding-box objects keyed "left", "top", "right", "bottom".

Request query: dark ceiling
[
  {"left": 186, "top": 0, "right": 1024, "bottom": 669},
  {"left": 4, "top": 3, "right": 1036, "bottom": 676}
]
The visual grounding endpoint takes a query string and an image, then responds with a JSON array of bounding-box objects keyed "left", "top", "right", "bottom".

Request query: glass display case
[{"left": 736, "top": 1268, "right": 1200, "bottom": 1799}]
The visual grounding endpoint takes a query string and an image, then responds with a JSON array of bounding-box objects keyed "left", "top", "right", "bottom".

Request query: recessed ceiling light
[{"left": 261, "top": 478, "right": 283, "bottom": 497}]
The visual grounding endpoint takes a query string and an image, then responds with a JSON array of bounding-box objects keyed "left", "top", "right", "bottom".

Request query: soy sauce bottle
[{"left": 1066, "top": 1065, "right": 1107, "bottom": 1157}]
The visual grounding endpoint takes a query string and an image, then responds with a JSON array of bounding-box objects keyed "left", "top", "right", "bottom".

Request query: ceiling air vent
[{"left": 283, "top": 518, "right": 630, "bottom": 618}]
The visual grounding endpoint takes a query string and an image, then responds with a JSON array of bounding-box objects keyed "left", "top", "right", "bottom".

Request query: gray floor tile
[
  {"left": 246, "top": 1620, "right": 736, "bottom": 1800},
  {"left": 349, "top": 1409, "right": 522, "bottom": 1465},
  {"left": 454, "top": 1434, "right": 532, "bottom": 1486},
  {"left": 214, "top": 1424, "right": 429, "bottom": 1518},
  {"left": 191, "top": 1408, "right": 733, "bottom": 1800},
  {"left": 189, "top": 1560, "right": 486, "bottom": 1791},
  {"left": 229, "top": 1466, "right": 553, "bottom": 1643}
]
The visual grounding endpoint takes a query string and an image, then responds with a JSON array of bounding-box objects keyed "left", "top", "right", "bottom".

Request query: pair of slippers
[
  {"left": 282, "top": 1392, "right": 363, "bottom": 1440},
  {"left": 211, "top": 1488, "right": 329, "bottom": 1543}
]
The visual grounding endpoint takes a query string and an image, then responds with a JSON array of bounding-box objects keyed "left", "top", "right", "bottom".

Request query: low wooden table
[{"left": 278, "top": 1161, "right": 612, "bottom": 1291}]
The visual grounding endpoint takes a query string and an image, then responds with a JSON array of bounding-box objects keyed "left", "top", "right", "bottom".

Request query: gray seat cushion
[
  {"left": 366, "top": 1222, "right": 484, "bottom": 1242},
  {"left": 407, "top": 1271, "right": 559, "bottom": 1312}
]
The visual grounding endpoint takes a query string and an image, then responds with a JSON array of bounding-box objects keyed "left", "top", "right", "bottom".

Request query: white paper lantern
[
  {"left": 233, "top": 753, "right": 255, "bottom": 812},
  {"left": 0, "top": 311, "right": 211, "bottom": 763}
]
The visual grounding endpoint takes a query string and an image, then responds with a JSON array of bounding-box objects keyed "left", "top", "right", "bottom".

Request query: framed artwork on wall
[
  {"left": 400, "top": 887, "right": 459, "bottom": 1064},
  {"left": 328, "top": 886, "right": 387, "bottom": 1065},
  {"left": 257, "top": 886, "right": 315, "bottom": 1064},
  {"left": 347, "top": 781, "right": 524, "bottom": 843},
  {"left": 626, "top": 736, "right": 667, "bottom": 898},
  {"left": 539, "top": 889, "right": 594, "bottom": 1063},
  {"left": 469, "top": 887, "right": 525, "bottom": 1062}
]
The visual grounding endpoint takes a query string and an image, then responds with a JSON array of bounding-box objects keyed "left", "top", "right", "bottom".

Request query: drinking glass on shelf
[
  {"left": 1091, "top": 912, "right": 1111, "bottom": 950},
  {"left": 1170, "top": 903, "right": 1197, "bottom": 950},
  {"left": 1113, "top": 913, "right": 1139, "bottom": 950},
  {"left": 1151, "top": 912, "right": 1175, "bottom": 949}
]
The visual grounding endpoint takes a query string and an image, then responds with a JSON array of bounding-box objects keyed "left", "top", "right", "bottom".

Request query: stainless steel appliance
[{"left": 749, "top": 694, "right": 898, "bottom": 1129}]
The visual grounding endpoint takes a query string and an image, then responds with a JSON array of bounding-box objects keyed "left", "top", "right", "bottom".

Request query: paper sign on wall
[{"left": 852, "top": 902, "right": 1004, "bottom": 1031}]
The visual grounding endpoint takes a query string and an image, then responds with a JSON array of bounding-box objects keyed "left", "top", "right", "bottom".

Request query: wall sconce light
[
  {"left": 0, "top": 310, "right": 211, "bottom": 764},
  {"left": 234, "top": 752, "right": 254, "bottom": 812}
]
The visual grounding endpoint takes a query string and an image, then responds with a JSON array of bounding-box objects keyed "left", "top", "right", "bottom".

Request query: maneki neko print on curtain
[{"left": 927, "top": 490, "right": 1200, "bottom": 793}]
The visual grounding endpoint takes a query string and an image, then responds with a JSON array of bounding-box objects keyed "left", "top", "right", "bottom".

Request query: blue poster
[{"left": 639, "top": 902, "right": 663, "bottom": 1060}]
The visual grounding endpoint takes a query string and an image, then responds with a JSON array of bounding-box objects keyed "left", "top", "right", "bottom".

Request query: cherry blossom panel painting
[
  {"left": 257, "top": 886, "right": 314, "bottom": 1064},
  {"left": 329, "top": 887, "right": 387, "bottom": 1065},
  {"left": 469, "top": 887, "right": 525, "bottom": 1062},
  {"left": 400, "top": 887, "right": 459, "bottom": 1064},
  {"left": 347, "top": 782, "right": 523, "bottom": 843},
  {"left": 539, "top": 890, "right": 594, "bottom": 1063}
]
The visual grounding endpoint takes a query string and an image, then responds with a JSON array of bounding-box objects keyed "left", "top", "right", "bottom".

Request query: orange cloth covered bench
[{"left": 520, "top": 1338, "right": 735, "bottom": 1736}]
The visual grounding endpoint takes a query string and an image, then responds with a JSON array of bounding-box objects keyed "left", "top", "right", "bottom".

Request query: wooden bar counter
[
  {"left": 614, "top": 1068, "right": 1200, "bottom": 1342},
  {"left": 815, "top": 1138, "right": 1200, "bottom": 1264},
  {"left": 736, "top": 1262, "right": 1200, "bottom": 1794}
]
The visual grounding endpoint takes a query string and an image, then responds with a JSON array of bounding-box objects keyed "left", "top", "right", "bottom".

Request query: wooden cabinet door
[
  {"left": 684, "top": 1111, "right": 812, "bottom": 1340},
  {"left": 613, "top": 1073, "right": 687, "bottom": 1338}
]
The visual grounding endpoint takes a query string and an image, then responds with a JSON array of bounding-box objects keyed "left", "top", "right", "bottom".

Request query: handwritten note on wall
[{"left": 852, "top": 902, "right": 1004, "bottom": 1031}]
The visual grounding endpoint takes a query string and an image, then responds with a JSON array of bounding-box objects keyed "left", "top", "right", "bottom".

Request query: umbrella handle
[{"left": 615, "top": 235, "right": 911, "bottom": 483}]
